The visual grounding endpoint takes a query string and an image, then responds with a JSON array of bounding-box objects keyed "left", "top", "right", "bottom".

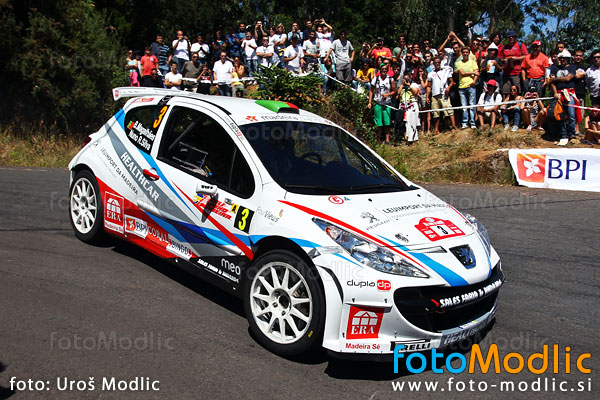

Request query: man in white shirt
[
  {"left": 256, "top": 37, "right": 274, "bottom": 69},
  {"left": 476, "top": 79, "right": 502, "bottom": 132},
  {"left": 190, "top": 33, "right": 210, "bottom": 65},
  {"left": 172, "top": 30, "right": 191, "bottom": 73},
  {"left": 164, "top": 61, "right": 182, "bottom": 90},
  {"left": 241, "top": 31, "right": 258, "bottom": 76},
  {"left": 426, "top": 56, "right": 457, "bottom": 133},
  {"left": 213, "top": 51, "right": 234, "bottom": 96},
  {"left": 272, "top": 23, "right": 288, "bottom": 68},
  {"left": 284, "top": 35, "right": 305, "bottom": 73}
]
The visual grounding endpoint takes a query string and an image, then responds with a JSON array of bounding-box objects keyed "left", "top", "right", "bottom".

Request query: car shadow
[
  {"left": 110, "top": 241, "right": 245, "bottom": 318},
  {"left": 0, "top": 361, "right": 15, "bottom": 399}
]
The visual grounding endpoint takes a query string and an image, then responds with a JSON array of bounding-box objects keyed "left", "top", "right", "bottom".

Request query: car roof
[{"left": 113, "top": 87, "right": 332, "bottom": 127}]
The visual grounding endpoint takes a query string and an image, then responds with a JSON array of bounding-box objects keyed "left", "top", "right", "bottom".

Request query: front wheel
[
  {"left": 69, "top": 170, "right": 104, "bottom": 243},
  {"left": 243, "top": 250, "right": 325, "bottom": 356}
]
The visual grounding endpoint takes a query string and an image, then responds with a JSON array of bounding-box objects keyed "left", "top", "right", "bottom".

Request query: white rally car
[{"left": 68, "top": 87, "right": 503, "bottom": 357}]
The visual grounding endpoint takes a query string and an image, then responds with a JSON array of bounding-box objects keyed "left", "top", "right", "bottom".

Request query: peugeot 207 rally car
[{"left": 68, "top": 87, "right": 503, "bottom": 357}]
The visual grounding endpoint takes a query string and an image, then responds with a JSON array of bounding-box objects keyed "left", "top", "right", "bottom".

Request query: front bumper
[{"left": 325, "top": 263, "right": 504, "bottom": 355}]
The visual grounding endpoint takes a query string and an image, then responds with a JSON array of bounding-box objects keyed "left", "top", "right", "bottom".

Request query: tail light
[{"left": 81, "top": 135, "right": 92, "bottom": 149}]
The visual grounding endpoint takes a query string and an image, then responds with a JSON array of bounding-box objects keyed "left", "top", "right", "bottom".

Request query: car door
[{"left": 151, "top": 101, "right": 261, "bottom": 288}]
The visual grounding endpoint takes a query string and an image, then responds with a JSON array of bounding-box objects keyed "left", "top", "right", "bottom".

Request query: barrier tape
[{"left": 567, "top": 104, "right": 600, "bottom": 112}]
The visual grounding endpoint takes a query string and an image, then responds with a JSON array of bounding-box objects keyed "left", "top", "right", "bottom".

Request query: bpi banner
[{"left": 508, "top": 148, "right": 600, "bottom": 192}]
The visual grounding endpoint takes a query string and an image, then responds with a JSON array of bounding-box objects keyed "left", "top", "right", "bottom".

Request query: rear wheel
[
  {"left": 69, "top": 170, "right": 104, "bottom": 243},
  {"left": 243, "top": 250, "right": 325, "bottom": 356}
]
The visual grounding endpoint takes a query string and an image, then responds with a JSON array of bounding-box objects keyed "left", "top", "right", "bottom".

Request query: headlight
[
  {"left": 463, "top": 213, "right": 491, "bottom": 254},
  {"left": 313, "top": 218, "right": 429, "bottom": 278}
]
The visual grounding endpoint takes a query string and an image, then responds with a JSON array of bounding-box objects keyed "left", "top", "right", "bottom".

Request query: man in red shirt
[
  {"left": 140, "top": 46, "right": 159, "bottom": 83},
  {"left": 500, "top": 30, "right": 528, "bottom": 95},
  {"left": 370, "top": 37, "right": 392, "bottom": 63},
  {"left": 520, "top": 40, "right": 549, "bottom": 96}
]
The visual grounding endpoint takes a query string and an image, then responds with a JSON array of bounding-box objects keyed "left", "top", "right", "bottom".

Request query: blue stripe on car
[{"left": 379, "top": 235, "right": 469, "bottom": 287}]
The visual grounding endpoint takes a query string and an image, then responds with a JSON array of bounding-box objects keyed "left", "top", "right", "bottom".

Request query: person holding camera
[
  {"left": 368, "top": 64, "right": 397, "bottom": 143},
  {"left": 172, "top": 30, "right": 191, "bottom": 73}
]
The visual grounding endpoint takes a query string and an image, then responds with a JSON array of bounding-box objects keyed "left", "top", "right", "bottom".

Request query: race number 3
[
  {"left": 153, "top": 106, "right": 168, "bottom": 128},
  {"left": 234, "top": 206, "right": 254, "bottom": 233}
]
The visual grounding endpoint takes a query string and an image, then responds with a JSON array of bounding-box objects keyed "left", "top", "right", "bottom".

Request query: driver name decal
[{"left": 415, "top": 217, "right": 465, "bottom": 241}]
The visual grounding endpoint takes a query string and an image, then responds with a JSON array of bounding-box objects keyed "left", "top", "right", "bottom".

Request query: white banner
[{"left": 508, "top": 148, "right": 600, "bottom": 192}]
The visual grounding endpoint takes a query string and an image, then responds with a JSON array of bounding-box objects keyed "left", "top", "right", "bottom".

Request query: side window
[
  {"left": 158, "top": 107, "right": 255, "bottom": 198},
  {"left": 124, "top": 105, "right": 168, "bottom": 153}
]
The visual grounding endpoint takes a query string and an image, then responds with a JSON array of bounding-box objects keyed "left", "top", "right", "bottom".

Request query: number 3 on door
[{"left": 234, "top": 206, "right": 254, "bottom": 233}]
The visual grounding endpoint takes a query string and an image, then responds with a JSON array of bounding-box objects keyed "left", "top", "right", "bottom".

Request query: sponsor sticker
[
  {"left": 390, "top": 339, "right": 432, "bottom": 352},
  {"left": 328, "top": 195, "right": 344, "bottom": 204},
  {"left": 104, "top": 192, "right": 124, "bottom": 234},
  {"left": 516, "top": 153, "right": 546, "bottom": 183},
  {"left": 346, "top": 306, "right": 384, "bottom": 340},
  {"left": 415, "top": 217, "right": 465, "bottom": 241},
  {"left": 377, "top": 280, "right": 391, "bottom": 291},
  {"left": 124, "top": 215, "right": 148, "bottom": 238}
]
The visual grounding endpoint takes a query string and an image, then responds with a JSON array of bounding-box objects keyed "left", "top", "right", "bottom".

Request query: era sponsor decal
[
  {"left": 391, "top": 339, "right": 432, "bottom": 352},
  {"left": 125, "top": 215, "right": 148, "bottom": 238},
  {"left": 516, "top": 153, "right": 546, "bottom": 182},
  {"left": 377, "top": 280, "right": 391, "bottom": 291},
  {"left": 346, "top": 306, "right": 384, "bottom": 340},
  {"left": 415, "top": 217, "right": 464, "bottom": 241},
  {"left": 104, "top": 192, "right": 124, "bottom": 233}
]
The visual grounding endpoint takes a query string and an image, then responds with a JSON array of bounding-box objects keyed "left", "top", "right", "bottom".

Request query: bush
[{"left": 251, "top": 65, "right": 323, "bottom": 110}]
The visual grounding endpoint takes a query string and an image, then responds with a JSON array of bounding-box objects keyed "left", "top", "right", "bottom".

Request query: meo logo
[
  {"left": 516, "top": 153, "right": 546, "bottom": 182},
  {"left": 346, "top": 306, "right": 383, "bottom": 339}
]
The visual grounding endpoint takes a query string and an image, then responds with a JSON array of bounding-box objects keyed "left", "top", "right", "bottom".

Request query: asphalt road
[{"left": 0, "top": 167, "right": 598, "bottom": 399}]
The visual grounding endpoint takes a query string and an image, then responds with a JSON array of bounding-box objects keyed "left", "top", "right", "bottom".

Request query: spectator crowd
[{"left": 125, "top": 20, "right": 600, "bottom": 146}]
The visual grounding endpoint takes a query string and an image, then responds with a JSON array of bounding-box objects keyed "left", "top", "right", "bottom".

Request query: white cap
[
  {"left": 487, "top": 43, "right": 498, "bottom": 50},
  {"left": 558, "top": 49, "right": 572, "bottom": 58}
]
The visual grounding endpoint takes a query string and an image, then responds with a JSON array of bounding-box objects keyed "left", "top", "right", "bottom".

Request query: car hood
[{"left": 283, "top": 188, "right": 476, "bottom": 247}]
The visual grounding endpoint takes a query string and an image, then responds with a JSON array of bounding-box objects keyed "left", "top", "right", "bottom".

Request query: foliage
[
  {"left": 0, "top": 0, "right": 126, "bottom": 134},
  {"left": 525, "top": 0, "right": 600, "bottom": 54},
  {"left": 250, "top": 66, "right": 323, "bottom": 109}
]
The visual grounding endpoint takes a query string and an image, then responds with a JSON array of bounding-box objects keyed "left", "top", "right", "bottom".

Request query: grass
[
  {"left": 372, "top": 125, "right": 596, "bottom": 185},
  {"left": 1, "top": 125, "right": 81, "bottom": 168}
]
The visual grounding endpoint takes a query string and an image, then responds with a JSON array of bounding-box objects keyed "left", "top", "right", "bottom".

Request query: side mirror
[{"left": 196, "top": 182, "right": 217, "bottom": 196}]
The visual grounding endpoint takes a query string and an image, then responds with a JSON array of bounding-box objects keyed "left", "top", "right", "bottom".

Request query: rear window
[{"left": 124, "top": 105, "right": 169, "bottom": 153}]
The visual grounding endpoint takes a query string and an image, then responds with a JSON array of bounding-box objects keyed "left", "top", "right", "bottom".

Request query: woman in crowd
[
  {"left": 415, "top": 67, "right": 431, "bottom": 134},
  {"left": 500, "top": 84, "right": 523, "bottom": 131},
  {"left": 398, "top": 72, "right": 421, "bottom": 143},
  {"left": 522, "top": 84, "right": 547, "bottom": 131},
  {"left": 196, "top": 64, "right": 212, "bottom": 94},
  {"left": 125, "top": 50, "right": 141, "bottom": 87},
  {"left": 232, "top": 56, "right": 247, "bottom": 97}
]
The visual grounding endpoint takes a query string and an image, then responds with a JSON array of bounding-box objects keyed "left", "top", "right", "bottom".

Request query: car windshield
[{"left": 240, "top": 121, "right": 414, "bottom": 195}]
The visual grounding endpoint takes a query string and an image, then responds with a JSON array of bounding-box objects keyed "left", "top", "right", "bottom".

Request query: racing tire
[
  {"left": 69, "top": 170, "right": 105, "bottom": 243},
  {"left": 243, "top": 250, "right": 326, "bottom": 356}
]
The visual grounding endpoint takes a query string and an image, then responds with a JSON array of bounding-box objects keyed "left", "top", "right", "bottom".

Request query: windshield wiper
[
  {"left": 349, "top": 183, "right": 414, "bottom": 192},
  {"left": 283, "top": 184, "right": 347, "bottom": 194}
]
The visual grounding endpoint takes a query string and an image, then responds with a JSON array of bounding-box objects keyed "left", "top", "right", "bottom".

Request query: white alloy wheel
[
  {"left": 250, "top": 261, "right": 313, "bottom": 344},
  {"left": 70, "top": 177, "right": 97, "bottom": 234}
]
